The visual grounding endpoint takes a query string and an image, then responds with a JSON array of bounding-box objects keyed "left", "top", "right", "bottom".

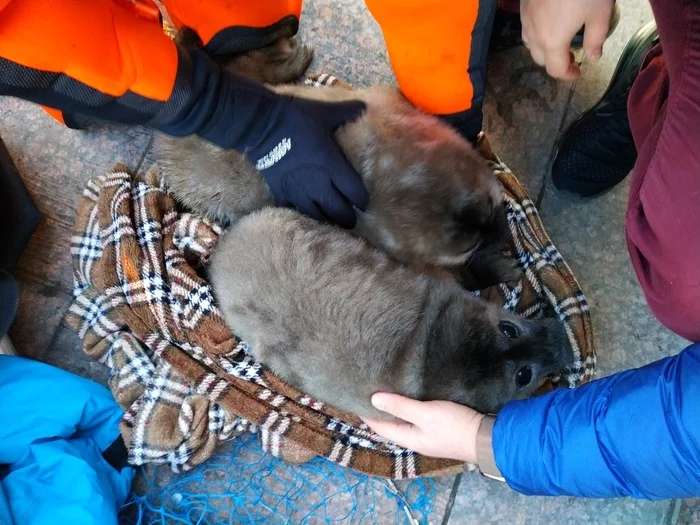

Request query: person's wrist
[
  {"left": 475, "top": 414, "right": 505, "bottom": 482},
  {"left": 159, "top": 44, "right": 283, "bottom": 151},
  {"left": 224, "top": 72, "right": 285, "bottom": 153},
  {"left": 460, "top": 412, "right": 485, "bottom": 464}
]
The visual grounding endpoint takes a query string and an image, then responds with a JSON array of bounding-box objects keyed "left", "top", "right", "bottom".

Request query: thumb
[
  {"left": 371, "top": 393, "right": 428, "bottom": 425},
  {"left": 293, "top": 98, "right": 367, "bottom": 132},
  {"left": 582, "top": 7, "right": 613, "bottom": 62}
]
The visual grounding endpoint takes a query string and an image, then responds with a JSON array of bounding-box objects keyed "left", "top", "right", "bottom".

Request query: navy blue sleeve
[
  {"left": 492, "top": 342, "right": 700, "bottom": 499},
  {"left": 152, "top": 45, "right": 281, "bottom": 149}
]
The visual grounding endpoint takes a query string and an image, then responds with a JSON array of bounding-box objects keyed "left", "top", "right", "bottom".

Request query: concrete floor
[{"left": 1, "top": 0, "right": 697, "bottom": 523}]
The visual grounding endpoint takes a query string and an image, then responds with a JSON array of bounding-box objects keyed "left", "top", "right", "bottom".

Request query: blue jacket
[
  {"left": 0, "top": 356, "right": 134, "bottom": 525},
  {"left": 493, "top": 342, "right": 700, "bottom": 499}
]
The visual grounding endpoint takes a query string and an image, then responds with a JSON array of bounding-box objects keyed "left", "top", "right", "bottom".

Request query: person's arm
[
  {"left": 0, "top": 0, "right": 368, "bottom": 227},
  {"left": 490, "top": 342, "right": 700, "bottom": 499},
  {"left": 366, "top": 342, "right": 700, "bottom": 499},
  {"left": 0, "top": 355, "right": 134, "bottom": 525}
]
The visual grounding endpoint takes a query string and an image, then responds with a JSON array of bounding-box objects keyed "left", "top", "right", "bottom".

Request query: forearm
[
  {"left": 0, "top": 0, "right": 178, "bottom": 124},
  {"left": 0, "top": 0, "right": 275, "bottom": 147},
  {"left": 487, "top": 343, "right": 700, "bottom": 499},
  {"left": 153, "top": 46, "right": 281, "bottom": 151}
]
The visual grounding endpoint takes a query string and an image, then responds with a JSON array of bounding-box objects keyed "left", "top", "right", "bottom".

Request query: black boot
[{"left": 551, "top": 21, "right": 659, "bottom": 198}]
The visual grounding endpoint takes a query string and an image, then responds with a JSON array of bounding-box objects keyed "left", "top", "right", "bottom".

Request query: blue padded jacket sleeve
[{"left": 492, "top": 342, "right": 700, "bottom": 499}]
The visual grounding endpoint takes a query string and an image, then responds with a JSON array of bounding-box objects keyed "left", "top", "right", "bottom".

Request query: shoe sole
[{"left": 551, "top": 20, "right": 660, "bottom": 199}]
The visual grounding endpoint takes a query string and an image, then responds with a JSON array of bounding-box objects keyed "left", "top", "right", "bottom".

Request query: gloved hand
[
  {"left": 158, "top": 46, "right": 369, "bottom": 228},
  {"left": 247, "top": 96, "right": 369, "bottom": 228}
]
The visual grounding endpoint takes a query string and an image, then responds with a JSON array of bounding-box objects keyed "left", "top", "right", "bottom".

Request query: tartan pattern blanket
[{"left": 66, "top": 76, "right": 595, "bottom": 478}]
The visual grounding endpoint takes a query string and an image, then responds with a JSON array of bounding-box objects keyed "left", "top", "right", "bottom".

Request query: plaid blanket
[{"left": 67, "top": 76, "right": 594, "bottom": 478}]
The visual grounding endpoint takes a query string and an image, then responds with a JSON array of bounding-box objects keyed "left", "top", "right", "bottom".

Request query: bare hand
[
  {"left": 521, "top": 0, "right": 615, "bottom": 79},
  {"left": 363, "top": 393, "right": 485, "bottom": 464}
]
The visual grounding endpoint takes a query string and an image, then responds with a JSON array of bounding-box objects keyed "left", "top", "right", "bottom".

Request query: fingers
[
  {"left": 520, "top": 0, "right": 614, "bottom": 80},
  {"left": 294, "top": 99, "right": 368, "bottom": 132},
  {"left": 362, "top": 416, "right": 422, "bottom": 450},
  {"left": 326, "top": 100, "right": 368, "bottom": 131},
  {"left": 582, "top": 7, "right": 613, "bottom": 62},
  {"left": 542, "top": 47, "right": 580, "bottom": 80},
  {"left": 293, "top": 199, "right": 329, "bottom": 225},
  {"left": 330, "top": 163, "right": 369, "bottom": 212},
  {"left": 306, "top": 169, "right": 360, "bottom": 228},
  {"left": 285, "top": 172, "right": 359, "bottom": 228},
  {"left": 529, "top": 45, "right": 545, "bottom": 67},
  {"left": 371, "top": 392, "right": 428, "bottom": 425},
  {"left": 284, "top": 175, "right": 329, "bottom": 223},
  {"left": 521, "top": 21, "right": 534, "bottom": 51},
  {"left": 523, "top": 26, "right": 579, "bottom": 78},
  {"left": 318, "top": 187, "right": 357, "bottom": 229}
]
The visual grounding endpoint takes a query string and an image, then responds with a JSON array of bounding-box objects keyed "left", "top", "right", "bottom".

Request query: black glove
[
  {"left": 245, "top": 96, "right": 369, "bottom": 228},
  {"left": 157, "top": 46, "right": 369, "bottom": 228}
]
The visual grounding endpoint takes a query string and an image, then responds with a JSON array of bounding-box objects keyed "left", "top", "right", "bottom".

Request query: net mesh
[{"left": 121, "top": 432, "right": 440, "bottom": 524}]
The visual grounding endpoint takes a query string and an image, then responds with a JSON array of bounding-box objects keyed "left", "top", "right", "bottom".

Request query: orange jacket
[{"left": 0, "top": 0, "right": 491, "bottom": 135}]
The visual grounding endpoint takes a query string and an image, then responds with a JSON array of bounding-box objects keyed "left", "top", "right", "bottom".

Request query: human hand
[
  {"left": 520, "top": 0, "right": 615, "bottom": 79},
  {"left": 158, "top": 45, "right": 370, "bottom": 229},
  {"left": 363, "top": 393, "right": 485, "bottom": 464},
  {"left": 253, "top": 96, "right": 369, "bottom": 229}
]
